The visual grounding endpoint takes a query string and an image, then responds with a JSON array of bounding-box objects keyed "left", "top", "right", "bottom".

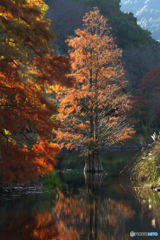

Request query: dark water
[{"left": 0, "top": 151, "right": 160, "bottom": 240}]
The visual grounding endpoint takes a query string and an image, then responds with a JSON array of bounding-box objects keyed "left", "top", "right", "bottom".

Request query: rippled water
[{"left": 0, "top": 151, "right": 160, "bottom": 240}]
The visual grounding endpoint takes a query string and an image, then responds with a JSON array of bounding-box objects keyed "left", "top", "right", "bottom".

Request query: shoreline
[{"left": 60, "top": 144, "right": 152, "bottom": 153}]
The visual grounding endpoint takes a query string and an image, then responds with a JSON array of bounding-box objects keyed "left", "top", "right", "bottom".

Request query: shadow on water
[{"left": 0, "top": 151, "right": 160, "bottom": 239}]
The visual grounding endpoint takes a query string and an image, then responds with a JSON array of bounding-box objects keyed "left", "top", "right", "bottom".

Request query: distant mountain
[{"left": 120, "top": 0, "right": 160, "bottom": 41}]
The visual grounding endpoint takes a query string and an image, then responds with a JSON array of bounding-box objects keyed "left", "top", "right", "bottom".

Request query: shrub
[{"left": 131, "top": 132, "right": 160, "bottom": 186}]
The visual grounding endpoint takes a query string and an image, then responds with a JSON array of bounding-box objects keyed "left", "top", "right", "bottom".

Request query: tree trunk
[
  {"left": 85, "top": 50, "right": 103, "bottom": 172},
  {"left": 84, "top": 152, "right": 103, "bottom": 172}
]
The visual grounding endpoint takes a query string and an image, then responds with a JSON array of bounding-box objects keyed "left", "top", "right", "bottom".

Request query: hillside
[
  {"left": 45, "top": 0, "right": 156, "bottom": 52},
  {"left": 120, "top": 0, "right": 160, "bottom": 41}
]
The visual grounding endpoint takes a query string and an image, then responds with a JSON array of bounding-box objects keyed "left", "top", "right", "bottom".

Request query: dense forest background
[
  {"left": 121, "top": 0, "right": 160, "bottom": 41},
  {"left": 44, "top": 0, "right": 160, "bottom": 141}
]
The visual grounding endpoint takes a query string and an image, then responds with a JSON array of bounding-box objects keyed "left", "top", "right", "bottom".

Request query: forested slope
[
  {"left": 45, "top": 0, "right": 156, "bottom": 51},
  {"left": 121, "top": 0, "right": 160, "bottom": 41}
]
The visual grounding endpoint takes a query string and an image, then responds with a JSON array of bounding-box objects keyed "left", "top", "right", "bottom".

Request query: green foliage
[
  {"left": 112, "top": 12, "right": 154, "bottom": 48},
  {"left": 150, "top": 163, "right": 158, "bottom": 186},
  {"left": 74, "top": 0, "right": 121, "bottom": 20},
  {"left": 41, "top": 168, "right": 63, "bottom": 193}
]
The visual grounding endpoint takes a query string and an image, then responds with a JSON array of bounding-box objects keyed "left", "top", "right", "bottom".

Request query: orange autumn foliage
[
  {"left": 0, "top": 209, "right": 59, "bottom": 240},
  {"left": 55, "top": 8, "right": 135, "bottom": 154},
  {"left": 0, "top": 0, "right": 73, "bottom": 184}
]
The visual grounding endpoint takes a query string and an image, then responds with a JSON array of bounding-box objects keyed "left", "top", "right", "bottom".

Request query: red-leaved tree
[
  {"left": 133, "top": 66, "right": 160, "bottom": 129},
  {"left": 0, "top": 0, "right": 73, "bottom": 185}
]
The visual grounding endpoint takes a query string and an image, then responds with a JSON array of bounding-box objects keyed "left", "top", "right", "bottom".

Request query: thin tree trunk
[
  {"left": 88, "top": 51, "right": 94, "bottom": 171},
  {"left": 94, "top": 70, "right": 100, "bottom": 171},
  {"left": 84, "top": 66, "right": 103, "bottom": 172}
]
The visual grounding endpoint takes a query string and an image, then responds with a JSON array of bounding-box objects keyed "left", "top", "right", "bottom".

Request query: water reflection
[
  {"left": 84, "top": 173, "right": 136, "bottom": 240},
  {"left": 1, "top": 171, "right": 160, "bottom": 239},
  {"left": 85, "top": 172, "right": 102, "bottom": 240},
  {"left": 0, "top": 209, "right": 58, "bottom": 240},
  {"left": 133, "top": 186, "right": 160, "bottom": 229}
]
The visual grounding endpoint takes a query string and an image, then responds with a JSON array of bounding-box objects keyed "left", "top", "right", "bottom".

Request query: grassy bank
[{"left": 131, "top": 133, "right": 160, "bottom": 188}]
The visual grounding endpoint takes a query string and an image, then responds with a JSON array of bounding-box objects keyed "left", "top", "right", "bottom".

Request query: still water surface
[{"left": 0, "top": 151, "right": 160, "bottom": 240}]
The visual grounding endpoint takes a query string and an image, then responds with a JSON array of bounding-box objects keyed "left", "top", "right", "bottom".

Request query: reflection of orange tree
[
  {"left": 106, "top": 200, "right": 135, "bottom": 225},
  {"left": 0, "top": 209, "right": 59, "bottom": 240},
  {"left": 100, "top": 199, "right": 135, "bottom": 240},
  {"left": 52, "top": 191, "right": 135, "bottom": 240},
  {"left": 52, "top": 191, "right": 89, "bottom": 240},
  {"left": 0, "top": 192, "right": 136, "bottom": 240}
]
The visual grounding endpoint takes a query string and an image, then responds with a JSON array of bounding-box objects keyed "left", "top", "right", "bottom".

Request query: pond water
[{"left": 0, "top": 151, "right": 160, "bottom": 240}]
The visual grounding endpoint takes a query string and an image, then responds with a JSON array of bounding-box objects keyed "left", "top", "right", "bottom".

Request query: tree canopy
[
  {"left": 55, "top": 8, "right": 135, "bottom": 171},
  {"left": 133, "top": 66, "right": 160, "bottom": 129},
  {"left": 0, "top": 0, "right": 73, "bottom": 185}
]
